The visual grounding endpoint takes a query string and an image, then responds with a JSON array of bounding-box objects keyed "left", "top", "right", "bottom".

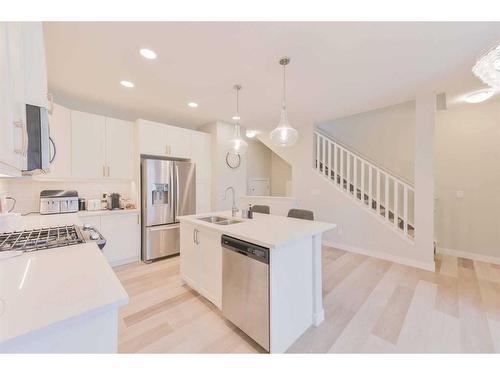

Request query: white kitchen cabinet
[
  {"left": 22, "top": 22, "right": 48, "bottom": 108},
  {"left": 99, "top": 213, "right": 140, "bottom": 266},
  {"left": 191, "top": 131, "right": 211, "bottom": 181},
  {"left": 198, "top": 228, "right": 222, "bottom": 308},
  {"left": 105, "top": 117, "right": 134, "bottom": 179},
  {"left": 71, "top": 110, "right": 106, "bottom": 178},
  {"left": 137, "top": 119, "right": 166, "bottom": 156},
  {"left": 166, "top": 126, "right": 191, "bottom": 159},
  {"left": 180, "top": 221, "right": 200, "bottom": 289},
  {"left": 0, "top": 22, "right": 47, "bottom": 175},
  {"left": 137, "top": 119, "right": 192, "bottom": 159},
  {"left": 180, "top": 222, "right": 222, "bottom": 308},
  {"left": 42, "top": 103, "right": 71, "bottom": 178}
]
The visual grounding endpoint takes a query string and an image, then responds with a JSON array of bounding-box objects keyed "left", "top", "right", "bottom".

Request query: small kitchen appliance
[
  {"left": 39, "top": 190, "right": 79, "bottom": 215},
  {"left": 107, "top": 193, "right": 121, "bottom": 210}
]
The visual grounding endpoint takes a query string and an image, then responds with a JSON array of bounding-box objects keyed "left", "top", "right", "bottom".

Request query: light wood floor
[{"left": 114, "top": 247, "right": 500, "bottom": 353}]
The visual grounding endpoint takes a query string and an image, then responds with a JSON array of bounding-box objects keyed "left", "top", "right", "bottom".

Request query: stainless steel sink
[{"left": 198, "top": 216, "right": 242, "bottom": 225}]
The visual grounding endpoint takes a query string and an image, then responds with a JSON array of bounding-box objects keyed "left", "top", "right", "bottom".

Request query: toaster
[{"left": 40, "top": 190, "right": 79, "bottom": 215}]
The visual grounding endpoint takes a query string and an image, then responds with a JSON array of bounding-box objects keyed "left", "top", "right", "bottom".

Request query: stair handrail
[{"left": 314, "top": 129, "right": 414, "bottom": 188}]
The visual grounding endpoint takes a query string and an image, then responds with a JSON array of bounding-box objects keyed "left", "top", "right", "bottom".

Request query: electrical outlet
[
  {"left": 456, "top": 190, "right": 464, "bottom": 199},
  {"left": 311, "top": 188, "right": 320, "bottom": 196}
]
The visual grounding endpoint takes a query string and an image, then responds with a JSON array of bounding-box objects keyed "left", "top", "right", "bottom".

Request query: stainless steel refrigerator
[{"left": 141, "top": 158, "right": 196, "bottom": 262}]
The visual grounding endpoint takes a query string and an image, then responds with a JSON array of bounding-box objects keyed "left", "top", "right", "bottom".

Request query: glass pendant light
[
  {"left": 270, "top": 56, "right": 298, "bottom": 147},
  {"left": 227, "top": 84, "right": 248, "bottom": 155}
]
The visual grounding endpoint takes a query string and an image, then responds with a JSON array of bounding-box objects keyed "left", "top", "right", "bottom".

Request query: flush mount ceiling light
[
  {"left": 139, "top": 48, "right": 157, "bottom": 60},
  {"left": 120, "top": 80, "right": 134, "bottom": 88},
  {"left": 270, "top": 57, "right": 298, "bottom": 147},
  {"left": 245, "top": 130, "right": 258, "bottom": 138},
  {"left": 464, "top": 89, "right": 495, "bottom": 104},
  {"left": 472, "top": 43, "right": 500, "bottom": 90},
  {"left": 187, "top": 102, "right": 198, "bottom": 108},
  {"left": 227, "top": 84, "right": 248, "bottom": 155}
]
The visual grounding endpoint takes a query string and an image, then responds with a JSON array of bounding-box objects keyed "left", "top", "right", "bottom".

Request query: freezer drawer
[{"left": 142, "top": 224, "right": 180, "bottom": 261}]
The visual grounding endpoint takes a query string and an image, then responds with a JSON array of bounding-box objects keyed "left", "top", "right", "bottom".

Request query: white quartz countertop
[
  {"left": 0, "top": 214, "right": 129, "bottom": 344},
  {"left": 178, "top": 211, "right": 336, "bottom": 249}
]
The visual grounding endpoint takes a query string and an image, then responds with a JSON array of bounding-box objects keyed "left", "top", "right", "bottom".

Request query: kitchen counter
[
  {"left": 0, "top": 214, "right": 129, "bottom": 352},
  {"left": 179, "top": 210, "right": 336, "bottom": 353},
  {"left": 178, "top": 210, "right": 336, "bottom": 249}
]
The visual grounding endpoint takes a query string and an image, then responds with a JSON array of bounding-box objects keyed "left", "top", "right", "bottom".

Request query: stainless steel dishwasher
[{"left": 221, "top": 235, "right": 270, "bottom": 351}]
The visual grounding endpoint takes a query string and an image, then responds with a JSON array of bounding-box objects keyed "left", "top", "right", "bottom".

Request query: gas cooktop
[{"left": 0, "top": 225, "right": 86, "bottom": 252}]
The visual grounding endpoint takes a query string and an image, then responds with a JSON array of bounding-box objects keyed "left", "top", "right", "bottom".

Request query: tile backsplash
[{"left": 0, "top": 178, "right": 136, "bottom": 214}]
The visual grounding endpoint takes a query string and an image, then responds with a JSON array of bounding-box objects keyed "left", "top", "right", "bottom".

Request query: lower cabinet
[
  {"left": 180, "top": 222, "right": 222, "bottom": 308},
  {"left": 79, "top": 212, "right": 140, "bottom": 266}
]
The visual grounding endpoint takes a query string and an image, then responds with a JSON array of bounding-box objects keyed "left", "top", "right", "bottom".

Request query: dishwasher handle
[{"left": 221, "top": 235, "right": 269, "bottom": 264}]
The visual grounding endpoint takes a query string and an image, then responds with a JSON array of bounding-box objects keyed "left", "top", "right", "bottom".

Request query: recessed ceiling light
[
  {"left": 187, "top": 102, "right": 198, "bottom": 108},
  {"left": 232, "top": 115, "right": 240, "bottom": 121},
  {"left": 139, "top": 48, "right": 157, "bottom": 60},
  {"left": 120, "top": 80, "right": 134, "bottom": 88},
  {"left": 245, "top": 130, "right": 258, "bottom": 138},
  {"left": 464, "top": 89, "right": 495, "bottom": 104}
]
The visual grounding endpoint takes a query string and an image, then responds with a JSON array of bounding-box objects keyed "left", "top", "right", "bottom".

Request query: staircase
[{"left": 314, "top": 130, "right": 415, "bottom": 241}]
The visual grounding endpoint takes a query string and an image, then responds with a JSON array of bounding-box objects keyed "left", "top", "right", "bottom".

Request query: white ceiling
[{"left": 43, "top": 22, "right": 500, "bottom": 130}]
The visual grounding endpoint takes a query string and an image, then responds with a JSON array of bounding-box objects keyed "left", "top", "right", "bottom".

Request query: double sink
[{"left": 197, "top": 216, "right": 242, "bottom": 226}]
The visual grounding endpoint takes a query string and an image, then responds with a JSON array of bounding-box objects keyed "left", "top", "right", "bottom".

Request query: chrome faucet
[{"left": 224, "top": 186, "right": 238, "bottom": 217}]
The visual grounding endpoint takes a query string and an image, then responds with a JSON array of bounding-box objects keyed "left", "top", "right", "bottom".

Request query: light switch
[{"left": 456, "top": 190, "right": 464, "bottom": 199}]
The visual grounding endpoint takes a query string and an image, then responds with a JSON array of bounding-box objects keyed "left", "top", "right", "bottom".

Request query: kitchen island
[
  {"left": 178, "top": 211, "right": 336, "bottom": 353},
  {"left": 0, "top": 214, "right": 128, "bottom": 353}
]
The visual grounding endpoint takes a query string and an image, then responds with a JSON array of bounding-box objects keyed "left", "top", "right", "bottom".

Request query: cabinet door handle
[
  {"left": 193, "top": 229, "right": 196, "bottom": 244},
  {"left": 13, "top": 120, "right": 25, "bottom": 155},
  {"left": 166, "top": 144, "right": 169, "bottom": 155},
  {"left": 102, "top": 165, "right": 106, "bottom": 177},
  {"left": 107, "top": 166, "right": 110, "bottom": 177}
]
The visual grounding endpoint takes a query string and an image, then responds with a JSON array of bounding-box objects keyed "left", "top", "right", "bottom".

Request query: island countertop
[
  {"left": 0, "top": 214, "right": 129, "bottom": 344},
  {"left": 178, "top": 211, "right": 336, "bottom": 249}
]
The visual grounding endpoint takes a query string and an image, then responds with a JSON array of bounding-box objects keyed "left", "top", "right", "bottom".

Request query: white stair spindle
[
  {"left": 347, "top": 152, "right": 351, "bottom": 193},
  {"left": 376, "top": 168, "right": 381, "bottom": 214},
  {"left": 394, "top": 180, "right": 399, "bottom": 228},
  {"left": 327, "top": 140, "right": 332, "bottom": 178},
  {"left": 385, "top": 174, "right": 389, "bottom": 221},
  {"left": 368, "top": 165, "right": 373, "bottom": 209},
  {"left": 361, "top": 161, "right": 365, "bottom": 205},
  {"left": 332, "top": 142, "right": 337, "bottom": 180},
  {"left": 403, "top": 185, "right": 408, "bottom": 236},
  {"left": 316, "top": 133, "right": 320, "bottom": 171},
  {"left": 353, "top": 157, "right": 358, "bottom": 200},
  {"left": 340, "top": 147, "right": 344, "bottom": 189},
  {"left": 322, "top": 137, "right": 327, "bottom": 176}
]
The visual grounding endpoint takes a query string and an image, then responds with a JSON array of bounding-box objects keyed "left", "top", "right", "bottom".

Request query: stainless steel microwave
[{"left": 23, "top": 104, "right": 53, "bottom": 175}]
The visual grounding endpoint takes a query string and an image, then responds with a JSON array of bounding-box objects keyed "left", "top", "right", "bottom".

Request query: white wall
[
  {"left": 258, "top": 95, "right": 436, "bottom": 271},
  {"left": 317, "top": 101, "right": 415, "bottom": 183},
  {"left": 246, "top": 139, "right": 271, "bottom": 194},
  {"left": 0, "top": 179, "right": 134, "bottom": 214},
  {"left": 435, "top": 98, "right": 500, "bottom": 259},
  {"left": 271, "top": 152, "right": 292, "bottom": 197},
  {"left": 200, "top": 121, "right": 247, "bottom": 211}
]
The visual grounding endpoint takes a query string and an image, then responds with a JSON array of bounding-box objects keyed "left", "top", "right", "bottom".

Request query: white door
[
  {"left": 105, "top": 117, "right": 134, "bottom": 179},
  {"left": 180, "top": 222, "right": 200, "bottom": 288},
  {"left": 100, "top": 213, "right": 140, "bottom": 266},
  {"left": 248, "top": 178, "right": 270, "bottom": 196},
  {"left": 71, "top": 110, "right": 106, "bottom": 178},
  {"left": 199, "top": 228, "right": 222, "bottom": 308},
  {"left": 137, "top": 120, "right": 167, "bottom": 156},
  {"left": 44, "top": 103, "right": 71, "bottom": 178},
  {"left": 166, "top": 126, "right": 191, "bottom": 159}
]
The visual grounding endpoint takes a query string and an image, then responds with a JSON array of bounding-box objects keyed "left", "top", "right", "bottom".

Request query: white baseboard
[
  {"left": 109, "top": 256, "right": 140, "bottom": 267},
  {"left": 437, "top": 247, "right": 500, "bottom": 266},
  {"left": 323, "top": 240, "right": 435, "bottom": 272}
]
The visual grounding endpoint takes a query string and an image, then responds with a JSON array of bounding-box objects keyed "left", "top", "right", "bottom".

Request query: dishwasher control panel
[{"left": 221, "top": 235, "right": 269, "bottom": 264}]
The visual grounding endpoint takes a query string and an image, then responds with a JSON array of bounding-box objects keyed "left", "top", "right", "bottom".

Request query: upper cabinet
[
  {"left": 71, "top": 110, "right": 106, "bottom": 178},
  {"left": 137, "top": 119, "right": 191, "bottom": 159},
  {"left": 105, "top": 117, "right": 134, "bottom": 179},
  {"left": 0, "top": 22, "right": 48, "bottom": 176},
  {"left": 70, "top": 110, "right": 134, "bottom": 179}
]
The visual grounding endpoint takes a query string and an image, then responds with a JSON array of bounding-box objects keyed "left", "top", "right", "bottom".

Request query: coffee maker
[{"left": 107, "top": 193, "right": 121, "bottom": 210}]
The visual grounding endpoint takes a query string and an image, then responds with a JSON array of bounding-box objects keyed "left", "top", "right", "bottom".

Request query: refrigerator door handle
[{"left": 175, "top": 164, "right": 180, "bottom": 219}]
